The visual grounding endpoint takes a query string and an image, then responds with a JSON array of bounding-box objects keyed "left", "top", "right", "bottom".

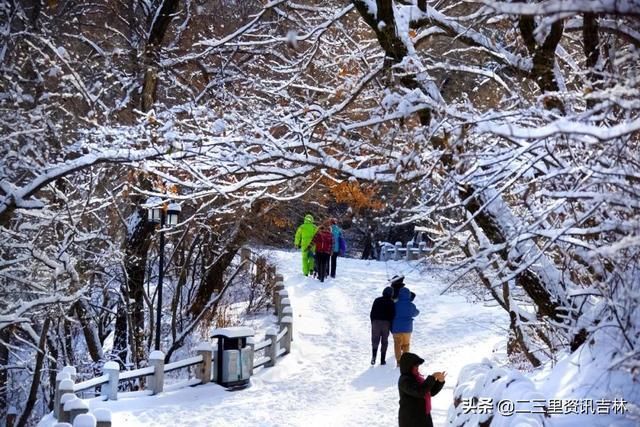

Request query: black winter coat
[
  {"left": 398, "top": 353, "right": 445, "bottom": 427},
  {"left": 370, "top": 295, "right": 395, "bottom": 322}
]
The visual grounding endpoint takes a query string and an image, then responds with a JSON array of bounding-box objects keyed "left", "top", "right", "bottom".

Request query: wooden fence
[
  {"left": 379, "top": 241, "right": 430, "bottom": 261},
  {"left": 49, "top": 248, "right": 292, "bottom": 427}
]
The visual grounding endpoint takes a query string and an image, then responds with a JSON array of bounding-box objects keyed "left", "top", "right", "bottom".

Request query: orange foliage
[{"left": 326, "top": 179, "right": 385, "bottom": 211}]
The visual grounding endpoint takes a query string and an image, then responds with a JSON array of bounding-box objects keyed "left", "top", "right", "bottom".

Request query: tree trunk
[
  {"left": 0, "top": 328, "right": 8, "bottom": 418},
  {"left": 16, "top": 319, "right": 50, "bottom": 427},
  {"left": 74, "top": 300, "right": 104, "bottom": 362},
  {"left": 188, "top": 249, "right": 238, "bottom": 318}
]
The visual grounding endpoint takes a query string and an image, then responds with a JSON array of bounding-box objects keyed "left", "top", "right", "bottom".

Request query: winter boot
[
  {"left": 371, "top": 348, "right": 377, "bottom": 365},
  {"left": 380, "top": 349, "right": 387, "bottom": 365}
]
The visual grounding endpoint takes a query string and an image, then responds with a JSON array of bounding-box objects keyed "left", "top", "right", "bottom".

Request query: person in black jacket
[
  {"left": 369, "top": 286, "right": 395, "bottom": 365},
  {"left": 398, "top": 352, "right": 446, "bottom": 427}
]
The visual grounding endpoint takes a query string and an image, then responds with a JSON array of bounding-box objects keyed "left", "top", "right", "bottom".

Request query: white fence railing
[
  {"left": 380, "top": 241, "right": 430, "bottom": 261},
  {"left": 50, "top": 249, "right": 293, "bottom": 427}
]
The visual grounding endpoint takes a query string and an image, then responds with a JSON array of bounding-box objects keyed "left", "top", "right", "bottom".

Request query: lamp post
[{"left": 147, "top": 199, "right": 181, "bottom": 351}]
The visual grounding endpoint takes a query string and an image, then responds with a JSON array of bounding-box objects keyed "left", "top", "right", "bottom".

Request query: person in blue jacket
[
  {"left": 391, "top": 287, "right": 420, "bottom": 365},
  {"left": 329, "top": 218, "right": 344, "bottom": 278}
]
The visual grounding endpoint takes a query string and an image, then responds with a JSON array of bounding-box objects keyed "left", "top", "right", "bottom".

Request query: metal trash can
[{"left": 210, "top": 327, "right": 254, "bottom": 389}]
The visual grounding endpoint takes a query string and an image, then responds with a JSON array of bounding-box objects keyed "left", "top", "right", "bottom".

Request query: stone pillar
[
  {"left": 273, "top": 281, "right": 285, "bottom": 315},
  {"left": 196, "top": 343, "right": 213, "bottom": 384},
  {"left": 62, "top": 366, "right": 77, "bottom": 382},
  {"left": 406, "top": 242, "right": 414, "bottom": 260},
  {"left": 54, "top": 371, "right": 71, "bottom": 418},
  {"left": 264, "top": 328, "right": 278, "bottom": 368},
  {"left": 59, "top": 394, "right": 76, "bottom": 423},
  {"left": 93, "top": 408, "right": 112, "bottom": 427},
  {"left": 148, "top": 351, "right": 165, "bottom": 395},
  {"left": 280, "top": 317, "right": 293, "bottom": 354},
  {"left": 418, "top": 241, "right": 427, "bottom": 256},
  {"left": 278, "top": 298, "right": 290, "bottom": 323},
  {"left": 72, "top": 413, "right": 96, "bottom": 427},
  {"left": 67, "top": 398, "right": 89, "bottom": 424},
  {"left": 57, "top": 379, "right": 75, "bottom": 419},
  {"left": 102, "top": 361, "right": 120, "bottom": 401},
  {"left": 394, "top": 242, "right": 402, "bottom": 261}
]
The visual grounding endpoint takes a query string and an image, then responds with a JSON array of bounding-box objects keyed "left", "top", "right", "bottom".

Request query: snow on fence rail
[{"left": 45, "top": 248, "right": 294, "bottom": 427}]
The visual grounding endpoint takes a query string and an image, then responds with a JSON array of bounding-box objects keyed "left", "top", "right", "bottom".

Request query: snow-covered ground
[{"left": 40, "top": 251, "right": 509, "bottom": 426}]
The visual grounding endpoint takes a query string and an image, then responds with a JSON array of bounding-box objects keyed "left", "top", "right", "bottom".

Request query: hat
[
  {"left": 389, "top": 274, "right": 404, "bottom": 286},
  {"left": 382, "top": 286, "right": 393, "bottom": 297}
]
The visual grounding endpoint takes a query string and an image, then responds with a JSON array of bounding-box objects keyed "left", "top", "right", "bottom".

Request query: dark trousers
[
  {"left": 316, "top": 252, "right": 330, "bottom": 282},
  {"left": 330, "top": 252, "right": 339, "bottom": 277},
  {"left": 371, "top": 320, "right": 391, "bottom": 359}
]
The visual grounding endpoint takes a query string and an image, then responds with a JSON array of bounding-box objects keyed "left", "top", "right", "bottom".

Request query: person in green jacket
[{"left": 294, "top": 214, "right": 318, "bottom": 276}]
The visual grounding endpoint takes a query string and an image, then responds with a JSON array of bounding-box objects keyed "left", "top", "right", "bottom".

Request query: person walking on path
[
  {"left": 391, "top": 287, "right": 420, "bottom": 365},
  {"left": 311, "top": 222, "right": 333, "bottom": 282},
  {"left": 389, "top": 275, "right": 415, "bottom": 302},
  {"left": 369, "top": 286, "right": 395, "bottom": 365},
  {"left": 361, "top": 226, "right": 376, "bottom": 260},
  {"left": 294, "top": 214, "right": 318, "bottom": 276},
  {"left": 330, "top": 218, "right": 344, "bottom": 278},
  {"left": 398, "top": 352, "right": 446, "bottom": 427}
]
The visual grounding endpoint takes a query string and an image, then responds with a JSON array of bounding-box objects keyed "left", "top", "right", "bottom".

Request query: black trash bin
[{"left": 210, "top": 327, "right": 254, "bottom": 389}]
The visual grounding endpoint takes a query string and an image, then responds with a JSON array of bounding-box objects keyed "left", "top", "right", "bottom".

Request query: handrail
[
  {"left": 119, "top": 366, "right": 154, "bottom": 381},
  {"left": 164, "top": 355, "right": 203, "bottom": 374},
  {"left": 73, "top": 374, "right": 109, "bottom": 393},
  {"left": 253, "top": 356, "right": 270, "bottom": 369},
  {"left": 253, "top": 338, "right": 271, "bottom": 352},
  {"left": 276, "top": 326, "right": 288, "bottom": 342}
]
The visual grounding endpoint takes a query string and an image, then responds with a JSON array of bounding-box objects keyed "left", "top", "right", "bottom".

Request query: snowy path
[{"left": 42, "top": 250, "right": 508, "bottom": 427}]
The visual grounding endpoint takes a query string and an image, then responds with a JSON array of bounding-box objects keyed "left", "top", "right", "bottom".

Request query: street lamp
[{"left": 146, "top": 198, "right": 181, "bottom": 351}]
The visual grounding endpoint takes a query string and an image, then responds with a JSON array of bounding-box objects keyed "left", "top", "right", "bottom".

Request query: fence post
[
  {"left": 148, "top": 351, "right": 165, "bottom": 395},
  {"left": 57, "top": 379, "right": 75, "bottom": 419},
  {"left": 93, "top": 408, "right": 112, "bottom": 427},
  {"left": 265, "top": 328, "right": 278, "bottom": 368},
  {"left": 279, "top": 298, "right": 290, "bottom": 323},
  {"left": 54, "top": 372, "right": 71, "bottom": 418},
  {"left": 406, "top": 242, "right": 413, "bottom": 260},
  {"left": 273, "top": 281, "right": 285, "bottom": 315},
  {"left": 281, "top": 306, "right": 293, "bottom": 329},
  {"left": 72, "top": 413, "right": 96, "bottom": 427},
  {"left": 102, "top": 361, "right": 120, "bottom": 401},
  {"left": 67, "top": 398, "right": 89, "bottom": 425},
  {"left": 59, "top": 394, "right": 76, "bottom": 423},
  {"left": 246, "top": 337, "right": 255, "bottom": 376},
  {"left": 277, "top": 289, "right": 288, "bottom": 318},
  {"left": 62, "top": 365, "right": 77, "bottom": 382},
  {"left": 196, "top": 343, "right": 213, "bottom": 385},
  {"left": 280, "top": 317, "right": 293, "bottom": 354},
  {"left": 418, "top": 241, "right": 426, "bottom": 256},
  {"left": 380, "top": 245, "right": 388, "bottom": 261},
  {"left": 394, "top": 242, "right": 402, "bottom": 260}
]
